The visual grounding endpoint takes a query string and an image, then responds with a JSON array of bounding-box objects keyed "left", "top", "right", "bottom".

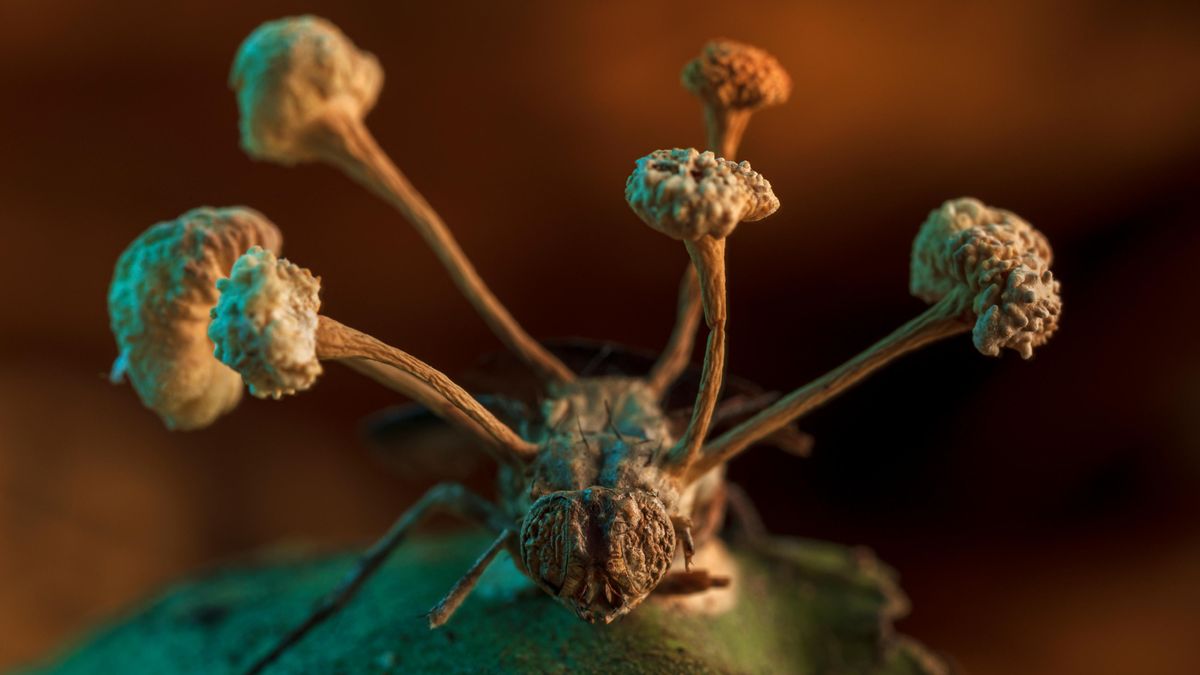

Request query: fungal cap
[
  {"left": 681, "top": 39, "right": 792, "bottom": 111},
  {"left": 910, "top": 197, "right": 1062, "bottom": 359},
  {"left": 229, "top": 15, "right": 383, "bottom": 165},
  {"left": 625, "top": 148, "right": 779, "bottom": 241},
  {"left": 208, "top": 247, "right": 323, "bottom": 399},
  {"left": 108, "top": 206, "right": 283, "bottom": 429}
]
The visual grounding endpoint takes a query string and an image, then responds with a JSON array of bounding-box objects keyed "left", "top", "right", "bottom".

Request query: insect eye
[{"left": 520, "top": 493, "right": 586, "bottom": 593}]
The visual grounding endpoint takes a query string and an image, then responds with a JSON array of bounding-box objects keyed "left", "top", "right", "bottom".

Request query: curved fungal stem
[
  {"left": 664, "top": 236, "right": 728, "bottom": 476},
  {"left": 316, "top": 316, "right": 539, "bottom": 464},
  {"left": 703, "top": 106, "right": 752, "bottom": 161},
  {"left": 341, "top": 359, "right": 500, "bottom": 453},
  {"left": 308, "top": 113, "right": 576, "bottom": 385},
  {"left": 687, "top": 289, "right": 971, "bottom": 482},
  {"left": 648, "top": 78, "right": 753, "bottom": 399},
  {"left": 647, "top": 264, "right": 703, "bottom": 396}
]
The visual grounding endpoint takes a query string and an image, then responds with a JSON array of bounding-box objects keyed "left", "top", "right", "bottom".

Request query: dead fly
[{"left": 107, "top": 16, "right": 1063, "bottom": 675}]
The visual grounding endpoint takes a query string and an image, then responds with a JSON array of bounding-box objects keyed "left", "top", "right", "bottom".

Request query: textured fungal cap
[
  {"left": 108, "top": 207, "right": 283, "bottom": 430},
  {"left": 682, "top": 39, "right": 792, "bottom": 110},
  {"left": 208, "top": 247, "right": 322, "bottom": 399},
  {"left": 230, "top": 15, "right": 383, "bottom": 165},
  {"left": 911, "top": 198, "right": 1062, "bottom": 359},
  {"left": 625, "top": 148, "right": 779, "bottom": 240},
  {"left": 520, "top": 488, "right": 675, "bottom": 624}
]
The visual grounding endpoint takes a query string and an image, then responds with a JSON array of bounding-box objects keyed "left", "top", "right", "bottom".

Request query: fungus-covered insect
[{"left": 106, "top": 18, "right": 1063, "bottom": 675}]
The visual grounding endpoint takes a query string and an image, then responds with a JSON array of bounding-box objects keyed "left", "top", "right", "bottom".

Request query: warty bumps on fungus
[{"left": 108, "top": 206, "right": 281, "bottom": 430}]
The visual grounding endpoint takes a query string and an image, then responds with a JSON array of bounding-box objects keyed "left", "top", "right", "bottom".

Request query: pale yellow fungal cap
[
  {"left": 681, "top": 39, "right": 792, "bottom": 111},
  {"left": 625, "top": 148, "right": 779, "bottom": 241},
  {"left": 209, "top": 247, "right": 323, "bottom": 399},
  {"left": 911, "top": 198, "right": 1062, "bottom": 359},
  {"left": 108, "top": 207, "right": 283, "bottom": 429},
  {"left": 230, "top": 15, "right": 383, "bottom": 165}
]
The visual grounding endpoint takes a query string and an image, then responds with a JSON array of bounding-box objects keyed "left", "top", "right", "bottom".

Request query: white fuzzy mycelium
[
  {"left": 230, "top": 15, "right": 383, "bottom": 165},
  {"left": 911, "top": 197, "right": 1062, "bottom": 359},
  {"left": 624, "top": 148, "right": 779, "bottom": 241},
  {"left": 208, "top": 247, "right": 322, "bottom": 398},
  {"left": 108, "top": 207, "right": 283, "bottom": 429}
]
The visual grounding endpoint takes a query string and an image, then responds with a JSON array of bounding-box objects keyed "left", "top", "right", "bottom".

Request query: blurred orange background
[{"left": 1, "top": 1, "right": 1199, "bottom": 673}]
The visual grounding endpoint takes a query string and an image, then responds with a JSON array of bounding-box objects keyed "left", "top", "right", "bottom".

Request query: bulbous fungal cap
[
  {"left": 108, "top": 207, "right": 283, "bottom": 430},
  {"left": 625, "top": 148, "right": 779, "bottom": 241},
  {"left": 230, "top": 15, "right": 383, "bottom": 165},
  {"left": 681, "top": 39, "right": 792, "bottom": 111},
  {"left": 911, "top": 198, "right": 1062, "bottom": 359},
  {"left": 520, "top": 488, "right": 675, "bottom": 624},
  {"left": 208, "top": 247, "right": 323, "bottom": 399}
]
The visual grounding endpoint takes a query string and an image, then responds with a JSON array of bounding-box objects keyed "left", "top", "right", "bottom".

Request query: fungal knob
[
  {"left": 108, "top": 207, "right": 282, "bottom": 430},
  {"left": 208, "top": 247, "right": 323, "bottom": 398},
  {"left": 910, "top": 197, "right": 1062, "bottom": 359},
  {"left": 229, "top": 15, "right": 383, "bottom": 165},
  {"left": 681, "top": 38, "right": 792, "bottom": 111},
  {"left": 624, "top": 148, "right": 779, "bottom": 241}
]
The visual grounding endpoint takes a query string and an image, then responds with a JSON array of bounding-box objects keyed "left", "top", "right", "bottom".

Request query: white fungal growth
[
  {"left": 911, "top": 198, "right": 1062, "bottom": 359},
  {"left": 625, "top": 148, "right": 779, "bottom": 241},
  {"left": 108, "top": 207, "right": 283, "bottom": 430},
  {"left": 209, "top": 247, "right": 323, "bottom": 398},
  {"left": 681, "top": 39, "right": 792, "bottom": 111},
  {"left": 230, "top": 15, "right": 383, "bottom": 165}
]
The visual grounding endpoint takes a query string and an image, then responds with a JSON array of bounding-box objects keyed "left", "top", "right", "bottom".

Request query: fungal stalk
[
  {"left": 681, "top": 39, "right": 792, "bottom": 161},
  {"left": 208, "top": 246, "right": 537, "bottom": 464},
  {"left": 626, "top": 148, "right": 780, "bottom": 475},
  {"left": 229, "top": 15, "right": 574, "bottom": 384},
  {"left": 107, "top": 206, "right": 282, "bottom": 429},
  {"left": 649, "top": 40, "right": 790, "bottom": 397},
  {"left": 688, "top": 198, "right": 1062, "bottom": 480}
]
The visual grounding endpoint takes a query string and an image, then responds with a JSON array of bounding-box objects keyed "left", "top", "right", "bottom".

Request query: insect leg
[
  {"left": 671, "top": 516, "right": 696, "bottom": 569},
  {"left": 655, "top": 569, "right": 731, "bottom": 595},
  {"left": 427, "top": 529, "right": 515, "bottom": 627},
  {"left": 241, "top": 483, "right": 509, "bottom": 675}
]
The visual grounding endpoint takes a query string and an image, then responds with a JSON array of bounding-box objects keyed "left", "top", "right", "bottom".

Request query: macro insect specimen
[{"left": 106, "top": 15, "right": 1063, "bottom": 675}]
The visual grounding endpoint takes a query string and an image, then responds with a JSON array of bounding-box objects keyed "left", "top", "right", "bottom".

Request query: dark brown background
[{"left": 2, "top": 1, "right": 1199, "bottom": 673}]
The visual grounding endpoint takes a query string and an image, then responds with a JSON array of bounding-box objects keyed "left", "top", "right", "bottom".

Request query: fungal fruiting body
[
  {"left": 625, "top": 148, "right": 780, "bottom": 241},
  {"left": 911, "top": 197, "right": 1062, "bottom": 359},
  {"left": 105, "top": 17, "right": 1063, "bottom": 675},
  {"left": 230, "top": 15, "right": 574, "bottom": 386},
  {"left": 230, "top": 15, "right": 382, "bottom": 165},
  {"left": 681, "top": 39, "right": 792, "bottom": 159},
  {"left": 108, "top": 206, "right": 281, "bottom": 429},
  {"left": 208, "top": 247, "right": 322, "bottom": 399}
]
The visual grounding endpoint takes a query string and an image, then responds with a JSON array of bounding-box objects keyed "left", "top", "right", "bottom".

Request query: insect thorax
[{"left": 497, "top": 376, "right": 679, "bottom": 512}]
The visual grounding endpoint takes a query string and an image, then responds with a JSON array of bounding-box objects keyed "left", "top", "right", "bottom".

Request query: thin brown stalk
[
  {"left": 647, "top": 97, "right": 751, "bottom": 398},
  {"left": 310, "top": 114, "right": 576, "bottom": 385},
  {"left": 342, "top": 359, "right": 498, "bottom": 452},
  {"left": 703, "top": 106, "right": 751, "bottom": 160},
  {"left": 665, "top": 236, "right": 727, "bottom": 475},
  {"left": 647, "top": 264, "right": 703, "bottom": 395},
  {"left": 687, "top": 291, "right": 970, "bottom": 482},
  {"left": 316, "top": 316, "right": 539, "bottom": 464}
]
